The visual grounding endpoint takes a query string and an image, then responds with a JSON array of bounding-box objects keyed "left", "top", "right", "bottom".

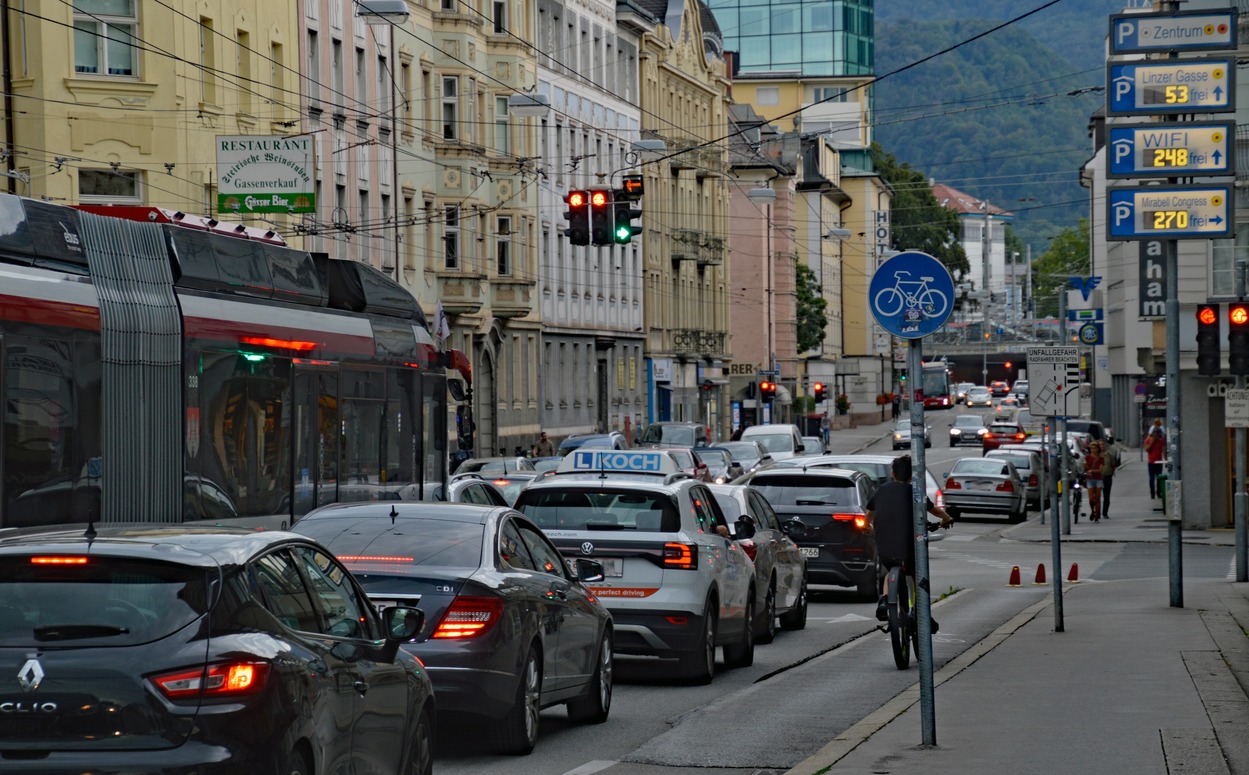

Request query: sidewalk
[{"left": 786, "top": 456, "right": 1249, "bottom": 775}]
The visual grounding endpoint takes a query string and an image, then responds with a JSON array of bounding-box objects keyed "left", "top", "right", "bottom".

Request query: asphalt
[{"left": 786, "top": 417, "right": 1249, "bottom": 775}]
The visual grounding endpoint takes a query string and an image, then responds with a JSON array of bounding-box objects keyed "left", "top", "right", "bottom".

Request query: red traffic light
[
  {"left": 590, "top": 191, "right": 609, "bottom": 207},
  {"left": 568, "top": 191, "right": 587, "bottom": 208},
  {"left": 1231, "top": 304, "right": 1249, "bottom": 326},
  {"left": 813, "top": 382, "right": 823, "bottom": 392},
  {"left": 1004, "top": 361, "right": 1012, "bottom": 369},
  {"left": 1199, "top": 306, "right": 1218, "bottom": 325}
]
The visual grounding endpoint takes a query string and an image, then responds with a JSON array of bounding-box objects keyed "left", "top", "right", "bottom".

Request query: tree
[
  {"left": 1031, "top": 219, "right": 1090, "bottom": 318},
  {"left": 795, "top": 262, "right": 828, "bottom": 353},
  {"left": 871, "top": 143, "right": 970, "bottom": 279}
]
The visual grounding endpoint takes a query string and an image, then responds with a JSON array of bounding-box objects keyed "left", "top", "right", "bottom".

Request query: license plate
[
  {"left": 800, "top": 547, "right": 820, "bottom": 558},
  {"left": 601, "top": 557, "right": 624, "bottom": 577}
]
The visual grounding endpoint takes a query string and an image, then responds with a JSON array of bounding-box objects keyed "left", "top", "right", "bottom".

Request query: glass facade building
[{"left": 707, "top": 0, "right": 873, "bottom": 76}]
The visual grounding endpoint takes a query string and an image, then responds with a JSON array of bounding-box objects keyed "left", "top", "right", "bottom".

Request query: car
[
  {"left": 293, "top": 502, "right": 614, "bottom": 754},
  {"left": 483, "top": 471, "right": 541, "bottom": 506},
  {"left": 800, "top": 436, "right": 827, "bottom": 456},
  {"left": 718, "top": 440, "right": 775, "bottom": 476},
  {"left": 1011, "top": 379, "right": 1030, "bottom": 403},
  {"left": 433, "top": 473, "right": 510, "bottom": 505},
  {"left": 531, "top": 456, "right": 563, "bottom": 474},
  {"left": 708, "top": 483, "right": 809, "bottom": 640},
  {"left": 737, "top": 466, "right": 879, "bottom": 599},
  {"left": 513, "top": 449, "right": 757, "bottom": 684},
  {"left": 557, "top": 432, "right": 630, "bottom": 456},
  {"left": 695, "top": 446, "right": 745, "bottom": 484},
  {"left": 891, "top": 418, "right": 932, "bottom": 450},
  {"left": 949, "top": 413, "right": 988, "bottom": 447},
  {"left": 664, "top": 446, "right": 713, "bottom": 481},
  {"left": 985, "top": 448, "right": 1043, "bottom": 508},
  {"left": 454, "top": 456, "right": 538, "bottom": 474},
  {"left": 954, "top": 382, "right": 976, "bottom": 403},
  {"left": 996, "top": 396, "right": 1022, "bottom": 414},
  {"left": 637, "top": 421, "right": 711, "bottom": 448},
  {"left": 1014, "top": 408, "right": 1047, "bottom": 437},
  {"left": 770, "top": 453, "right": 946, "bottom": 511},
  {"left": 942, "top": 456, "right": 1027, "bottom": 522},
  {"left": 1065, "top": 419, "right": 1109, "bottom": 443},
  {"left": 0, "top": 525, "right": 434, "bottom": 774},
  {"left": 741, "top": 424, "right": 806, "bottom": 461},
  {"left": 990, "top": 380, "right": 1011, "bottom": 397},
  {"left": 981, "top": 421, "right": 1027, "bottom": 454},
  {"left": 965, "top": 386, "right": 993, "bottom": 407}
]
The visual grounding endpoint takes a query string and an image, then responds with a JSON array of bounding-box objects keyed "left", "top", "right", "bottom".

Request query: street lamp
[{"left": 357, "top": 0, "right": 409, "bottom": 23}]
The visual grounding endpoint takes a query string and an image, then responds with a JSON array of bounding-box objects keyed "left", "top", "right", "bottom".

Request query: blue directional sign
[
  {"left": 1107, "top": 185, "right": 1232, "bottom": 241},
  {"left": 1077, "top": 322, "right": 1104, "bottom": 346},
  {"left": 1108, "top": 122, "right": 1234, "bottom": 179},
  {"left": 868, "top": 251, "right": 954, "bottom": 339},
  {"left": 1110, "top": 10, "right": 1237, "bottom": 55},
  {"left": 1107, "top": 58, "right": 1234, "bottom": 116}
]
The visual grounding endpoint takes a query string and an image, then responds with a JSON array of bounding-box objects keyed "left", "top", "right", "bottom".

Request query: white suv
[{"left": 513, "top": 449, "right": 756, "bottom": 683}]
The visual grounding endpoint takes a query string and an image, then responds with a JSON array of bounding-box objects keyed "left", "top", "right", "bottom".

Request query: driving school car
[{"left": 512, "top": 449, "right": 756, "bottom": 684}]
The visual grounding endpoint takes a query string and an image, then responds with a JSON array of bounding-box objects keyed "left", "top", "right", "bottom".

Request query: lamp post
[{"left": 749, "top": 186, "right": 776, "bottom": 423}]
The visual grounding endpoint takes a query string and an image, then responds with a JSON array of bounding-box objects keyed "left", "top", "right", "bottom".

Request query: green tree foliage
[
  {"left": 795, "top": 262, "right": 827, "bottom": 353},
  {"left": 1031, "top": 219, "right": 1089, "bottom": 318},
  {"left": 871, "top": 144, "right": 969, "bottom": 279}
]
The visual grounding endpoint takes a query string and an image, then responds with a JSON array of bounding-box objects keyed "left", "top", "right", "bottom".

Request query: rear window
[
  {"left": 749, "top": 475, "right": 859, "bottom": 509},
  {"left": 515, "top": 488, "right": 681, "bottom": 532},
  {"left": 296, "top": 518, "right": 484, "bottom": 570},
  {"left": 988, "top": 424, "right": 1021, "bottom": 434},
  {"left": 988, "top": 453, "right": 1030, "bottom": 469},
  {"left": 694, "top": 449, "right": 730, "bottom": 468},
  {"left": 640, "top": 425, "right": 698, "bottom": 447},
  {"left": 817, "top": 461, "right": 889, "bottom": 485},
  {"left": 953, "top": 460, "right": 1011, "bottom": 476},
  {"left": 0, "top": 555, "right": 209, "bottom": 647},
  {"left": 749, "top": 433, "right": 794, "bottom": 453}
]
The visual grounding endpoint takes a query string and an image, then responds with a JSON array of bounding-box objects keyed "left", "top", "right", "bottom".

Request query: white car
[
  {"left": 741, "top": 424, "right": 805, "bottom": 461},
  {"left": 513, "top": 449, "right": 757, "bottom": 683}
]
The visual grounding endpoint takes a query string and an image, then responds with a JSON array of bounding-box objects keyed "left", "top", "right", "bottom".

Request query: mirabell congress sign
[{"left": 216, "top": 135, "right": 316, "bottom": 214}]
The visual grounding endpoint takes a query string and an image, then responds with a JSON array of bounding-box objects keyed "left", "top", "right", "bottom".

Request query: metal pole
[
  {"left": 1236, "top": 262, "right": 1247, "bottom": 583},
  {"left": 1164, "top": 235, "right": 1182, "bottom": 607},
  {"left": 1027, "top": 244, "right": 1034, "bottom": 340},
  {"left": 1060, "top": 287, "right": 1071, "bottom": 535},
  {"left": 909, "top": 339, "right": 936, "bottom": 745},
  {"left": 1051, "top": 423, "right": 1064, "bottom": 631}
]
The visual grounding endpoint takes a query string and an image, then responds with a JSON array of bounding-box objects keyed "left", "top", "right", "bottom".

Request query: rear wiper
[
  {"left": 34, "top": 624, "right": 130, "bottom": 641},
  {"left": 795, "top": 499, "right": 831, "bottom": 506}
]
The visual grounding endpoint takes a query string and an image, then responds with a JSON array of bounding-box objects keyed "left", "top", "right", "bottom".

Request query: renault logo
[
  {"left": 580, "top": 541, "right": 594, "bottom": 556},
  {"left": 17, "top": 659, "right": 44, "bottom": 692}
]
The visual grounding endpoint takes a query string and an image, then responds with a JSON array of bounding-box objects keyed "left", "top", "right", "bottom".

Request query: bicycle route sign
[{"left": 868, "top": 251, "right": 955, "bottom": 339}]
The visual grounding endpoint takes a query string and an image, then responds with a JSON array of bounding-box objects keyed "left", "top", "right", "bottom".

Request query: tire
[
  {"left": 723, "top": 595, "right": 755, "bottom": 668},
  {"left": 1010, "top": 498, "right": 1027, "bottom": 524},
  {"left": 949, "top": 439, "right": 956, "bottom": 448},
  {"left": 567, "top": 630, "right": 612, "bottom": 724},
  {"left": 679, "top": 600, "right": 717, "bottom": 684},
  {"left": 494, "top": 646, "right": 541, "bottom": 755},
  {"left": 284, "top": 748, "right": 311, "bottom": 775},
  {"left": 888, "top": 577, "right": 912, "bottom": 670},
  {"left": 874, "top": 286, "right": 904, "bottom": 316},
  {"left": 756, "top": 581, "right": 777, "bottom": 644},
  {"left": 779, "top": 575, "right": 808, "bottom": 630},
  {"left": 407, "top": 706, "right": 434, "bottom": 775}
]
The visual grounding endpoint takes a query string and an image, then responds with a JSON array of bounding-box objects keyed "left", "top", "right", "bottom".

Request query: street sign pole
[
  {"left": 907, "top": 338, "right": 936, "bottom": 744},
  {"left": 1059, "top": 288, "right": 1071, "bottom": 540},
  {"left": 1236, "top": 379, "right": 1247, "bottom": 583}
]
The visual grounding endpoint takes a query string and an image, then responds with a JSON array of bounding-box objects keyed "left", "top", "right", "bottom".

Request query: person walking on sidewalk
[
  {"left": 534, "top": 431, "right": 555, "bottom": 457},
  {"left": 820, "top": 412, "right": 832, "bottom": 447},
  {"left": 1101, "top": 435, "right": 1120, "bottom": 518},
  {"left": 1085, "top": 441, "right": 1105, "bottom": 522},
  {"left": 1145, "top": 419, "right": 1166, "bottom": 499}
]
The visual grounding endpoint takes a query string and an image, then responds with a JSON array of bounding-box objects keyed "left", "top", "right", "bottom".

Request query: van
[
  {"left": 1065, "top": 419, "right": 1108, "bottom": 443},
  {"left": 740, "top": 424, "right": 805, "bottom": 461}
]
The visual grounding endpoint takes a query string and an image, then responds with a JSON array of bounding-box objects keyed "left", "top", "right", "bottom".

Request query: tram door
[{"left": 292, "top": 366, "right": 339, "bottom": 518}]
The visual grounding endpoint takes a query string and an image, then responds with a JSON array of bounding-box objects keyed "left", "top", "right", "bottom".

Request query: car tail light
[
  {"left": 431, "top": 596, "right": 505, "bottom": 639},
  {"left": 945, "top": 478, "right": 960, "bottom": 489},
  {"left": 832, "top": 513, "right": 868, "bottom": 530},
  {"left": 935, "top": 489, "right": 945, "bottom": 509},
  {"left": 151, "top": 662, "right": 270, "bottom": 700},
  {"left": 30, "top": 556, "right": 89, "bottom": 565},
  {"left": 996, "top": 481, "right": 1015, "bottom": 492},
  {"left": 663, "top": 542, "right": 698, "bottom": 570},
  {"left": 739, "top": 539, "right": 758, "bottom": 561},
  {"left": 1029, "top": 474, "right": 1038, "bottom": 487},
  {"left": 1014, "top": 433, "right": 1026, "bottom": 440}
]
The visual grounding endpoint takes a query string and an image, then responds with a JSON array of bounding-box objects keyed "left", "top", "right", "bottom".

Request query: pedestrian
[
  {"left": 534, "top": 430, "right": 555, "bottom": 457},
  {"left": 1085, "top": 440, "right": 1105, "bottom": 522},
  {"left": 1145, "top": 419, "right": 1166, "bottom": 499},
  {"left": 820, "top": 412, "right": 832, "bottom": 447},
  {"left": 1101, "top": 434, "right": 1120, "bottom": 518},
  {"left": 891, "top": 393, "right": 901, "bottom": 420}
]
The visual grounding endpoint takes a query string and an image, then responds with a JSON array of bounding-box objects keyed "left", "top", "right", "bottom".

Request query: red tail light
[
  {"left": 1014, "top": 433, "right": 1026, "bottom": 440},
  {"left": 996, "top": 481, "right": 1015, "bottom": 492},
  {"left": 432, "top": 596, "right": 504, "bottom": 639},
  {"left": 739, "top": 539, "right": 758, "bottom": 561},
  {"left": 936, "top": 489, "right": 945, "bottom": 509},
  {"left": 832, "top": 513, "right": 868, "bottom": 529},
  {"left": 1029, "top": 474, "right": 1038, "bottom": 487},
  {"left": 151, "top": 662, "right": 270, "bottom": 700},
  {"left": 663, "top": 542, "right": 698, "bottom": 570},
  {"left": 30, "top": 556, "right": 88, "bottom": 565},
  {"left": 945, "top": 478, "right": 961, "bottom": 489}
]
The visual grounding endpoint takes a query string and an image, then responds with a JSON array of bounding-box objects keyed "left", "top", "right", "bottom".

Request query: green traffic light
[{"left": 614, "top": 225, "right": 631, "bottom": 243}]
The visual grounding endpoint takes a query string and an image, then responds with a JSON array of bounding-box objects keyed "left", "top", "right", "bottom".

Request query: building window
[
  {"left": 1212, "top": 233, "right": 1249, "bottom": 297},
  {"left": 74, "top": 0, "right": 137, "bottom": 76},
  {"left": 494, "top": 96, "right": 510, "bottom": 154},
  {"left": 444, "top": 205, "right": 460, "bottom": 269},
  {"left": 359, "top": 189, "right": 370, "bottom": 231},
  {"left": 441, "top": 76, "right": 458, "bottom": 140},
  {"left": 813, "top": 86, "right": 849, "bottom": 103},
  {"left": 377, "top": 55, "right": 390, "bottom": 120},
  {"left": 331, "top": 40, "right": 344, "bottom": 109},
  {"left": 496, "top": 216, "right": 511, "bottom": 276},
  {"left": 306, "top": 31, "right": 319, "bottom": 103},
  {"left": 236, "top": 30, "right": 251, "bottom": 113},
  {"left": 493, "top": 0, "right": 506, "bottom": 33},
  {"left": 756, "top": 86, "right": 780, "bottom": 106},
  {"left": 79, "top": 169, "right": 141, "bottom": 203},
  {"left": 441, "top": 0, "right": 455, "bottom": 10},
  {"left": 355, "top": 47, "right": 367, "bottom": 103},
  {"left": 270, "top": 43, "right": 284, "bottom": 106}
]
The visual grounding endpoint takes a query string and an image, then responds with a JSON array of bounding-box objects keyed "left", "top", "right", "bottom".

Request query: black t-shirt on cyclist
[{"left": 867, "top": 480, "right": 931, "bottom": 571}]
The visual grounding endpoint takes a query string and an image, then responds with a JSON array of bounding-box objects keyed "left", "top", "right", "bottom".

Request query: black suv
[{"left": 738, "top": 467, "right": 878, "bottom": 599}]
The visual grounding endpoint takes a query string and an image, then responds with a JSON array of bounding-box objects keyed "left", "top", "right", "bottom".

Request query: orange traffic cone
[
  {"left": 1008, "top": 565, "right": 1021, "bottom": 586},
  {"left": 1034, "top": 564, "right": 1047, "bottom": 585},
  {"left": 1067, "top": 563, "right": 1080, "bottom": 582}
]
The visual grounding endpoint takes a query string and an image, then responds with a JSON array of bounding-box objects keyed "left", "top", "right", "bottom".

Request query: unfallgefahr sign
[{"left": 217, "top": 134, "right": 316, "bottom": 214}]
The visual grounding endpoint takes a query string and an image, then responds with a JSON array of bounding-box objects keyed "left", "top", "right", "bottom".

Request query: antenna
[{"left": 390, "top": 504, "right": 398, "bottom": 524}]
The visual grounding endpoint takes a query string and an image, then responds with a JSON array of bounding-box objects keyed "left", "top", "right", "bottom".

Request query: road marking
[
  {"left": 811, "top": 613, "right": 873, "bottom": 624},
  {"left": 562, "top": 761, "right": 618, "bottom": 775}
]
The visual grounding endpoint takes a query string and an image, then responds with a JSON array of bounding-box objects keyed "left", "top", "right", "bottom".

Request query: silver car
[
  {"left": 985, "top": 449, "right": 1043, "bottom": 508},
  {"left": 942, "top": 457, "right": 1027, "bottom": 522},
  {"left": 892, "top": 419, "right": 932, "bottom": 450}
]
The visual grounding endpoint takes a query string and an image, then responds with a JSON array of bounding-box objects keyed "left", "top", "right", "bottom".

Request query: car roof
[
  {"left": 299, "top": 501, "right": 508, "bottom": 525},
  {"left": 747, "top": 465, "right": 866, "bottom": 481},
  {"left": 0, "top": 525, "right": 306, "bottom": 567},
  {"left": 524, "top": 470, "right": 696, "bottom": 495}
]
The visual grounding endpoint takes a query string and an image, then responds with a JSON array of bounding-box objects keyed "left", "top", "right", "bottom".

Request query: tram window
[
  {"left": 262, "top": 244, "right": 324, "bottom": 305},
  {"left": 341, "top": 369, "right": 384, "bottom": 503},
  {"left": 383, "top": 369, "right": 419, "bottom": 498},
  {"left": 211, "top": 234, "right": 270, "bottom": 298}
]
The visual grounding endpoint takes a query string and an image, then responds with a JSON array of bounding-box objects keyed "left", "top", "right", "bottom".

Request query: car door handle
[{"left": 353, "top": 680, "right": 369, "bottom": 695}]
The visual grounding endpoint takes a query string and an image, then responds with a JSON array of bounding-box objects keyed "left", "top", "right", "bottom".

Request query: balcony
[
  {"left": 698, "top": 236, "right": 725, "bottom": 267},
  {"left": 694, "top": 147, "right": 725, "bottom": 178},
  {"left": 671, "top": 329, "right": 727, "bottom": 359},
  {"left": 670, "top": 228, "right": 723, "bottom": 267},
  {"left": 489, "top": 279, "right": 536, "bottom": 318},
  {"left": 666, "top": 137, "right": 699, "bottom": 170},
  {"left": 436, "top": 272, "right": 486, "bottom": 315}
]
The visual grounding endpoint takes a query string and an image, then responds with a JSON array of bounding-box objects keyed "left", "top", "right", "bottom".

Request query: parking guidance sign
[
  {"left": 1107, "top": 59, "right": 1234, "bottom": 116},
  {"left": 1107, "top": 185, "right": 1232, "bottom": 241},
  {"left": 1108, "top": 122, "right": 1234, "bottom": 179},
  {"left": 1111, "top": 10, "right": 1237, "bottom": 54}
]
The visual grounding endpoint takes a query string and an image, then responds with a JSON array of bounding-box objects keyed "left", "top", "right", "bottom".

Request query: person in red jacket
[{"left": 1145, "top": 419, "right": 1166, "bottom": 500}]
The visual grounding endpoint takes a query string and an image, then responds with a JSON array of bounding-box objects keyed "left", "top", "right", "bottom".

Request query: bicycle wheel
[
  {"left": 918, "top": 289, "right": 949, "bottom": 318},
  {"left": 874, "top": 287, "right": 905, "bottom": 317},
  {"left": 888, "top": 575, "right": 912, "bottom": 670}
]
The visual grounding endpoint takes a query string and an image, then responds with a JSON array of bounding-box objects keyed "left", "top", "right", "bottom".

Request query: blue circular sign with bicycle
[{"left": 868, "top": 251, "right": 955, "bottom": 339}]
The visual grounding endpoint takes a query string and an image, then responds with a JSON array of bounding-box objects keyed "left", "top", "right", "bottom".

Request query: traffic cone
[
  {"left": 1067, "top": 563, "right": 1080, "bottom": 582},
  {"left": 1008, "top": 565, "right": 1021, "bottom": 586},
  {"left": 1034, "top": 564, "right": 1047, "bottom": 585}
]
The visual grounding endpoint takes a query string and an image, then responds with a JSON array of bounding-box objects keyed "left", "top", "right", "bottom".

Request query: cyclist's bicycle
[
  {"left": 873, "top": 271, "right": 950, "bottom": 319},
  {"left": 879, "top": 520, "right": 947, "bottom": 670}
]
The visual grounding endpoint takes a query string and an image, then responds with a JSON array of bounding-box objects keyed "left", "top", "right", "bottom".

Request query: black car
[
  {"left": 637, "top": 421, "right": 711, "bottom": 448},
  {"left": 293, "top": 502, "right": 614, "bottom": 755},
  {"left": 738, "top": 467, "right": 878, "bottom": 599},
  {"left": 0, "top": 526, "right": 432, "bottom": 775},
  {"left": 694, "top": 446, "right": 745, "bottom": 483}
]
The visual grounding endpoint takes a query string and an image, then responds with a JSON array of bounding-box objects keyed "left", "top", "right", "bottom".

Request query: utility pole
[
  {"left": 1237, "top": 260, "right": 1248, "bottom": 583},
  {"left": 1060, "top": 286, "right": 1071, "bottom": 537},
  {"left": 1027, "top": 244, "right": 1034, "bottom": 340}
]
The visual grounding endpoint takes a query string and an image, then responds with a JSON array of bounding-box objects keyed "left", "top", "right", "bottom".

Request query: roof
[
  {"left": 930, "top": 182, "right": 1013, "bottom": 218},
  {"left": 0, "top": 525, "right": 303, "bottom": 567},
  {"left": 297, "top": 501, "right": 502, "bottom": 525}
]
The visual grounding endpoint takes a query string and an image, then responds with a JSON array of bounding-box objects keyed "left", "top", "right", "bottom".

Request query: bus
[
  {"left": 1, "top": 195, "right": 469, "bottom": 530},
  {"left": 920, "top": 361, "right": 953, "bottom": 409}
]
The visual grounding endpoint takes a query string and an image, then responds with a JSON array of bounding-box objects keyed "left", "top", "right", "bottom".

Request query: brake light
[
  {"left": 831, "top": 513, "right": 868, "bottom": 530},
  {"left": 30, "top": 556, "right": 88, "bottom": 565},
  {"left": 663, "top": 542, "right": 698, "bottom": 570},
  {"left": 1014, "top": 433, "right": 1026, "bottom": 440},
  {"left": 431, "top": 596, "right": 504, "bottom": 639},
  {"left": 945, "top": 478, "right": 960, "bottom": 490},
  {"left": 936, "top": 489, "right": 945, "bottom": 509},
  {"left": 739, "top": 539, "right": 758, "bottom": 561},
  {"left": 996, "top": 481, "right": 1015, "bottom": 492},
  {"left": 151, "top": 662, "right": 270, "bottom": 700},
  {"left": 1029, "top": 474, "right": 1038, "bottom": 487}
]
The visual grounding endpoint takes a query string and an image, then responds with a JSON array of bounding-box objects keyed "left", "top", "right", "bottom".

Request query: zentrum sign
[{"left": 216, "top": 135, "right": 316, "bottom": 214}]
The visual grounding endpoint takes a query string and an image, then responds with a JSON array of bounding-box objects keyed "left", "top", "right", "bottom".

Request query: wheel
[
  {"left": 888, "top": 580, "right": 912, "bottom": 670},
  {"left": 284, "top": 748, "right": 311, "bottom": 775},
  {"left": 925, "top": 437, "right": 932, "bottom": 449},
  {"left": 918, "top": 288, "right": 949, "bottom": 317},
  {"left": 407, "top": 706, "right": 434, "bottom": 775},
  {"left": 494, "top": 646, "right": 541, "bottom": 754},
  {"left": 567, "top": 629, "right": 612, "bottom": 724},
  {"left": 1010, "top": 498, "right": 1027, "bottom": 524},
  {"left": 756, "top": 581, "right": 777, "bottom": 644},
  {"left": 779, "top": 576, "right": 808, "bottom": 631},
  {"left": 874, "top": 286, "right": 904, "bottom": 316},
  {"left": 949, "top": 439, "right": 956, "bottom": 448},
  {"left": 723, "top": 594, "right": 755, "bottom": 668},
  {"left": 678, "top": 600, "right": 716, "bottom": 684}
]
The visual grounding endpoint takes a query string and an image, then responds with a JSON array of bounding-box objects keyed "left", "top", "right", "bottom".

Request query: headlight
[
  {"left": 950, "top": 429, "right": 961, "bottom": 436},
  {"left": 714, "top": 476, "right": 728, "bottom": 484},
  {"left": 893, "top": 433, "right": 903, "bottom": 440}
]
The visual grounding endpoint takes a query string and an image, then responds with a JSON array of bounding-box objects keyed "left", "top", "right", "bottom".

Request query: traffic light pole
[
  {"left": 1236, "top": 263, "right": 1248, "bottom": 583},
  {"left": 1166, "top": 236, "right": 1183, "bottom": 608}
]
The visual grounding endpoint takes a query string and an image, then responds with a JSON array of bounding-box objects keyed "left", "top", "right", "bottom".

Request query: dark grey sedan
[{"left": 293, "top": 503, "right": 613, "bottom": 755}]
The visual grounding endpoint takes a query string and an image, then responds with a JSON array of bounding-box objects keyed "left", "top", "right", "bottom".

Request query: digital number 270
[{"left": 1153, "top": 211, "right": 1189, "bottom": 229}]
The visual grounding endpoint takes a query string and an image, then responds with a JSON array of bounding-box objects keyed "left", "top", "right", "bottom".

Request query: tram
[{"left": 0, "top": 195, "right": 469, "bottom": 530}]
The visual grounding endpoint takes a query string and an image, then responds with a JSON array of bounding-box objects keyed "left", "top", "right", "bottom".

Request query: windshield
[
  {"left": 640, "top": 425, "right": 696, "bottom": 447},
  {"left": 719, "top": 442, "right": 761, "bottom": 462},
  {"left": 921, "top": 368, "right": 949, "bottom": 397},
  {"left": 748, "top": 433, "right": 794, "bottom": 453},
  {"left": 749, "top": 475, "right": 859, "bottom": 509},
  {"left": 954, "top": 416, "right": 985, "bottom": 428},
  {"left": 515, "top": 488, "right": 681, "bottom": 532}
]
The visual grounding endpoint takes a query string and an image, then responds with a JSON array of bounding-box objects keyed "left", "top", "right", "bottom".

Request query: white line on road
[{"left": 561, "top": 760, "right": 618, "bottom": 775}]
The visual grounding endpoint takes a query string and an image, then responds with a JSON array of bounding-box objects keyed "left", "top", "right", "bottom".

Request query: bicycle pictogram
[{"left": 872, "top": 270, "right": 950, "bottom": 320}]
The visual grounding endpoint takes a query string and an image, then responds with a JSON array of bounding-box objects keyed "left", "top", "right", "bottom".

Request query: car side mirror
[
  {"left": 575, "top": 558, "right": 605, "bottom": 583},
  {"left": 735, "top": 516, "right": 757, "bottom": 539}
]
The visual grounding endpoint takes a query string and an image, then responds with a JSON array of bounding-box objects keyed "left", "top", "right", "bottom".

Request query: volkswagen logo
[
  {"left": 17, "top": 659, "right": 44, "bottom": 693},
  {"left": 580, "top": 541, "right": 594, "bottom": 556}
]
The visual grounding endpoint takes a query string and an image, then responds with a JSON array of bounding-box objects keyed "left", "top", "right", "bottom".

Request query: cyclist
[{"left": 866, "top": 455, "right": 952, "bottom": 632}]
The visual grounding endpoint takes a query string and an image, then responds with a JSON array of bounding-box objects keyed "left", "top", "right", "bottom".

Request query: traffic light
[
  {"left": 589, "top": 189, "right": 613, "bottom": 245},
  {"left": 1229, "top": 303, "right": 1249, "bottom": 375},
  {"left": 760, "top": 380, "right": 776, "bottom": 402},
  {"left": 564, "top": 190, "right": 590, "bottom": 246},
  {"left": 612, "top": 192, "right": 643, "bottom": 244},
  {"left": 1004, "top": 361, "right": 1012, "bottom": 370},
  {"left": 813, "top": 382, "right": 826, "bottom": 403},
  {"left": 1198, "top": 304, "right": 1221, "bottom": 376}
]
